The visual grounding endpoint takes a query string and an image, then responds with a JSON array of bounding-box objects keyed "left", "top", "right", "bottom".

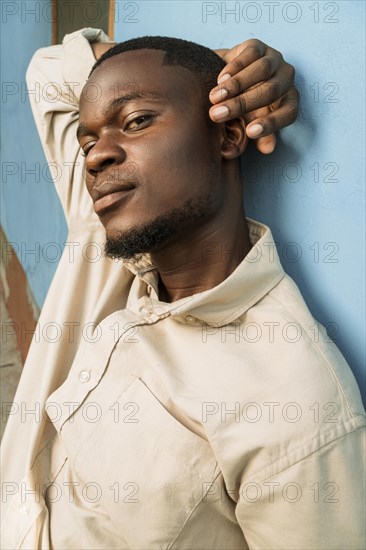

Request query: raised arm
[
  {"left": 25, "top": 28, "right": 112, "bottom": 223},
  {"left": 90, "top": 41, "right": 116, "bottom": 60}
]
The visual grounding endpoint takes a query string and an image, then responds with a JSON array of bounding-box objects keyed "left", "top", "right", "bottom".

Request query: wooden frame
[
  {"left": 52, "top": 0, "right": 115, "bottom": 44},
  {"left": 108, "top": 0, "right": 115, "bottom": 40},
  {"left": 52, "top": 0, "right": 58, "bottom": 44}
]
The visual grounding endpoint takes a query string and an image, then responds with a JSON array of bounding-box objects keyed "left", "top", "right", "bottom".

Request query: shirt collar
[{"left": 124, "top": 218, "right": 285, "bottom": 327}]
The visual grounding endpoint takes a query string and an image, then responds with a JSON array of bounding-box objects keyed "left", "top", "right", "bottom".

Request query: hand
[{"left": 211, "top": 39, "right": 299, "bottom": 154}]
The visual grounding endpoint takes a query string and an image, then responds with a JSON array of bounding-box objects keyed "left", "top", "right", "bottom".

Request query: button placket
[
  {"left": 18, "top": 503, "right": 30, "bottom": 514},
  {"left": 78, "top": 370, "right": 91, "bottom": 383}
]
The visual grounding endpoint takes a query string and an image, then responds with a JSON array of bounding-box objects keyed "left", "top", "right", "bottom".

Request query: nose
[{"left": 85, "top": 138, "right": 126, "bottom": 178}]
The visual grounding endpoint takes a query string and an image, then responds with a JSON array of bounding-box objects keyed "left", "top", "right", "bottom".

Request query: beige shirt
[{"left": 1, "top": 28, "right": 365, "bottom": 550}]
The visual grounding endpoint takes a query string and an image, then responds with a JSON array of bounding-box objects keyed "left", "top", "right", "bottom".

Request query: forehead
[{"left": 80, "top": 49, "right": 201, "bottom": 112}]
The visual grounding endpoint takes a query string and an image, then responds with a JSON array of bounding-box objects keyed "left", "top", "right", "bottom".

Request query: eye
[
  {"left": 125, "top": 114, "right": 153, "bottom": 131},
  {"left": 81, "top": 143, "right": 95, "bottom": 157}
]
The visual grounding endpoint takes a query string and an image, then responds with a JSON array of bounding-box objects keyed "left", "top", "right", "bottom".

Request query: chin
[{"left": 102, "top": 217, "right": 137, "bottom": 238}]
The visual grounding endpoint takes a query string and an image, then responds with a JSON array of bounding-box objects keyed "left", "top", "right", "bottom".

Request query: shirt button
[
  {"left": 19, "top": 503, "right": 29, "bottom": 514},
  {"left": 186, "top": 315, "right": 196, "bottom": 323},
  {"left": 140, "top": 306, "right": 149, "bottom": 316},
  {"left": 79, "top": 370, "right": 91, "bottom": 383}
]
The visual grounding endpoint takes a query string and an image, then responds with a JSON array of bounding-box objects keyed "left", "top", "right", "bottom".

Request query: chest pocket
[{"left": 63, "top": 377, "right": 218, "bottom": 548}]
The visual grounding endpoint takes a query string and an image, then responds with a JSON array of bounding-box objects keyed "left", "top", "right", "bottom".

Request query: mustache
[
  {"left": 95, "top": 162, "right": 139, "bottom": 185},
  {"left": 91, "top": 167, "right": 140, "bottom": 202}
]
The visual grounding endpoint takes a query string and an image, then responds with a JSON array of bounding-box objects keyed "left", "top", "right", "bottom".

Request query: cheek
[
  {"left": 136, "top": 130, "right": 214, "bottom": 194},
  {"left": 96, "top": 121, "right": 219, "bottom": 232}
]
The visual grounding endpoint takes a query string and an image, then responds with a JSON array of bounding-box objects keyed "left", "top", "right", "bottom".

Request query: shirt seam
[
  {"left": 167, "top": 470, "right": 223, "bottom": 549},
  {"left": 240, "top": 422, "right": 365, "bottom": 489},
  {"left": 267, "top": 292, "right": 355, "bottom": 419}
]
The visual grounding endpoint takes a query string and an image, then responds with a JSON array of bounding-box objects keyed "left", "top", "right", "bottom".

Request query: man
[{"left": 1, "top": 30, "right": 365, "bottom": 550}]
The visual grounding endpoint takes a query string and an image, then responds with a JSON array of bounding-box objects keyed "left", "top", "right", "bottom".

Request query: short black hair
[{"left": 89, "top": 35, "right": 226, "bottom": 108}]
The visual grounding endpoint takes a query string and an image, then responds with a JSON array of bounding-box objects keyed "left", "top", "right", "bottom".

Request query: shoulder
[{"left": 199, "top": 273, "right": 365, "bottom": 481}]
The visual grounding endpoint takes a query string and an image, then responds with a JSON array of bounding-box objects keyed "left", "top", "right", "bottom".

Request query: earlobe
[{"left": 221, "top": 118, "right": 248, "bottom": 160}]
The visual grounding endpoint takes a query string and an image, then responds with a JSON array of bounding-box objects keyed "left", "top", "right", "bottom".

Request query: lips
[{"left": 91, "top": 181, "right": 137, "bottom": 215}]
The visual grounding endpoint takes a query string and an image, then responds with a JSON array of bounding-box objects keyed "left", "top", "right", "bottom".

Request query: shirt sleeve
[
  {"left": 235, "top": 426, "right": 366, "bottom": 549},
  {"left": 25, "top": 28, "right": 111, "bottom": 223}
]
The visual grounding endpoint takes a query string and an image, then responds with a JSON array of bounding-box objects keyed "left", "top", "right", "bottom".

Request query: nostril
[
  {"left": 88, "top": 167, "right": 98, "bottom": 178},
  {"left": 100, "top": 158, "right": 115, "bottom": 170},
  {"left": 87, "top": 158, "right": 114, "bottom": 178}
]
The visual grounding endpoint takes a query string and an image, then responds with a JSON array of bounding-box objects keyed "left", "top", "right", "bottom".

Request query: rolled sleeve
[{"left": 25, "top": 28, "right": 110, "bottom": 222}]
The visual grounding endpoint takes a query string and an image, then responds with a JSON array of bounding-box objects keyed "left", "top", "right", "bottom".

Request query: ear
[{"left": 220, "top": 117, "right": 248, "bottom": 160}]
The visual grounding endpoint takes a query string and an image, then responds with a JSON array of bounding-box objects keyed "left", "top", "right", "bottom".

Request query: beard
[{"left": 104, "top": 189, "right": 217, "bottom": 261}]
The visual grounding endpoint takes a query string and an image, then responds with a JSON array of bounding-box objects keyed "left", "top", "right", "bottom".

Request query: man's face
[{"left": 78, "top": 49, "right": 225, "bottom": 259}]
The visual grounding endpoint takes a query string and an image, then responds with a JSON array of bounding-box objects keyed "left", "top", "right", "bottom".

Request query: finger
[
  {"left": 222, "top": 39, "right": 268, "bottom": 63},
  {"left": 241, "top": 63, "right": 295, "bottom": 113},
  {"left": 243, "top": 104, "right": 272, "bottom": 125},
  {"left": 209, "top": 84, "right": 277, "bottom": 122},
  {"left": 210, "top": 64, "right": 296, "bottom": 121},
  {"left": 245, "top": 87, "right": 299, "bottom": 138},
  {"left": 217, "top": 40, "right": 269, "bottom": 81},
  {"left": 209, "top": 54, "right": 281, "bottom": 105},
  {"left": 254, "top": 135, "right": 277, "bottom": 155},
  {"left": 243, "top": 67, "right": 295, "bottom": 113},
  {"left": 243, "top": 106, "right": 276, "bottom": 153}
]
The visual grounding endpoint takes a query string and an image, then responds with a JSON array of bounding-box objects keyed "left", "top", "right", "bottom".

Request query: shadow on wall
[{"left": 0, "top": 227, "right": 39, "bottom": 439}]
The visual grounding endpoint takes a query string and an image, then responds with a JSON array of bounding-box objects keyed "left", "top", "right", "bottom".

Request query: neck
[{"left": 151, "top": 208, "right": 251, "bottom": 303}]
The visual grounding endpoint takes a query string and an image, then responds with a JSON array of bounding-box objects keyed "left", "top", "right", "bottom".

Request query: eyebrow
[
  {"left": 106, "top": 90, "right": 164, "bottom": 114},
  {"left": 77, "top": 90, "right": 164, "bottom": 140}
]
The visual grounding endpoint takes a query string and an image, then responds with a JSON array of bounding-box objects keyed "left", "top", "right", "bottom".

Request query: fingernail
[
  {"left": 247, "top": 124, "right": 263, "bottom": 138},
  {"left": 218, "top": 73, "right": 231, "bottom": 84},
  {"left": 210, "top": 87, "right": 228, "bottom": 102},
  {"left": 211, "top": 105, "right": 229, "bottom": 121}
]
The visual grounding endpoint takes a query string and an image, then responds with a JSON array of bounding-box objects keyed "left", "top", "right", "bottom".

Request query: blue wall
[
  {"left": 1, "top": 0, "right": 67, "bottom": 307},
  {"left": 1, "top": 1, "right": 364, "bottom": 400}
]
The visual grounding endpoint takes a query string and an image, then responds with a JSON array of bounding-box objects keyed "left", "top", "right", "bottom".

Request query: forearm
[
  {"left": 91, "top": 41, "right": 116, "bottom": 60},
  {"left": 26, "top": 29, "right": 111, "bottom": 216}
]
